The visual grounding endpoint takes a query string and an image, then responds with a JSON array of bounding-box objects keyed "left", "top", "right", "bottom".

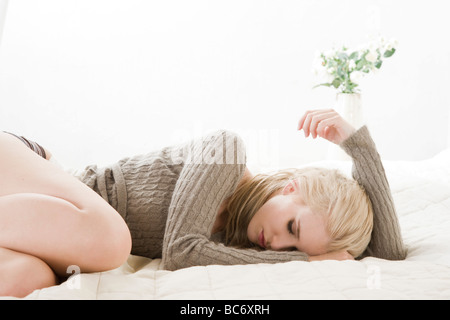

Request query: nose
[{"left": 269, "top": 235, "right": 293, "bottom": 251}]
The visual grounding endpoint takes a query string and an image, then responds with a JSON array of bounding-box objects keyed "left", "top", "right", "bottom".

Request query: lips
[{"left": 258, "top": 230, "right": 266, "bottom": 249}]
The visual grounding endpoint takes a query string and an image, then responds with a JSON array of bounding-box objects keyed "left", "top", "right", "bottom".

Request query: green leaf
[
  {"left": 337, "top": 52, "right": 348, "bottom": 60},
  {"left": 375, "top": 60, "right": 383, "bottom": 69},
  {"left": 331, "top": 78, "right": 341, "bottom": 88},
  {"left": 312, "top": 83, "right": 332, "bottom": 89},
  {"left": 349, "top": 51, "right": 358, "bottom": 60},
  {"left": 383, "top": 48, "right": 396, "bottom": 58},
  {"left": 356, "top": 59, "right": 365, "bottom": 70},
  {"left": 337, "top": 65, "right": 345, "bottom": 78}
]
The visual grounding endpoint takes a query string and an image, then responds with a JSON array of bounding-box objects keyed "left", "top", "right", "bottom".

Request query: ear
[{"left": 282, "top": 179, "right": 297, "bottom": 195}]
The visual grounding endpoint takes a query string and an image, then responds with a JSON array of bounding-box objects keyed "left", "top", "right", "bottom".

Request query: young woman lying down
[{"left": 0, "top": 109, "right": 406, "bottom": 297}]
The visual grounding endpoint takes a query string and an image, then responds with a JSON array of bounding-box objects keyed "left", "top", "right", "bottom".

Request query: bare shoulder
[{"left": 0, "top": 131, "right": 52, "bottom": 160}]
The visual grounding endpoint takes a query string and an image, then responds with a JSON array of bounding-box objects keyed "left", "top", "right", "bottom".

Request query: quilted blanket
[{"left": 8, "top": 148, "right": 450, "bottom": 300}]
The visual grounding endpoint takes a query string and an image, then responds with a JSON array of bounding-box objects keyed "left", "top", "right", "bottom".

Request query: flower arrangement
[{"left": 312, "top": 36, "right": 398, "bottom": 94}]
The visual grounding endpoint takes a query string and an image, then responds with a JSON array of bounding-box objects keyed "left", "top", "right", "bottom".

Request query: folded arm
[{"left": 161, "top": 130, "right": 309, "bottom": 271}]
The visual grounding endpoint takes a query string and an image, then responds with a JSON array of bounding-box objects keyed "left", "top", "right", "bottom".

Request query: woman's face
[{"left": 247, "top": 179, "right": 330, "bottom": 256}]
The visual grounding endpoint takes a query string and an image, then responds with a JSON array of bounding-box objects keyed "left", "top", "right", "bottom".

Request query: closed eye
[{"left": 287, "top": 219, "right": 295, "bottom": 235}]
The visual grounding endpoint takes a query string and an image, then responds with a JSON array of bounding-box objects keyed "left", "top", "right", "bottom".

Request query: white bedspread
[{"left": 14, "top": 148, "right": 450, "bottom": 299}]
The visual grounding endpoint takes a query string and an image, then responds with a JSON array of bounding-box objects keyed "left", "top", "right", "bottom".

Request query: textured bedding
[{"left": 10, "top": 148, "right": 450, "bottom": 299}]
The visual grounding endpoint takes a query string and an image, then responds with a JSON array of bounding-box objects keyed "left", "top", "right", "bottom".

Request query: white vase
[
  {"left": 335, "top": 93, "right": 364, "bottom": 130},
  {"left": 328, "top": 93, "right": 364, "bottom": 161}
]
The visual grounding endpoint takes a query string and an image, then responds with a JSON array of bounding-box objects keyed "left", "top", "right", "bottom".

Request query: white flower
[
  {"left": 367, "top": 40, "right": 379, "bottom": 53},
  {"left": 312, "top": 63, "right": 334, "bottom": 84},
  {"left": 350, "top": 71, "right": 364, "bottom": 84},
  {"left": 365, "top": 50, "right": 378, "bottom": 63},
  {"left": 312, "top": 52, "right": 334, "bottom": 83},
  {"left": 324, "top": 49, "right": 336, "bottom": 59},
  {"left": 383, "top": 37, "right": 398, "bottom": 51},
  {"left": 312, "top": 62, "right": 326, "bottom": 77},
  {"left": 312, "top": 51, "right": 326, "bottom": 76},
  {"left": 348, "top": 60, "right": 356, "bottom": 70},
  {"left": 317, "top": 68, "right": 334, "bottom": 83},
  {"left": 390, "top": 38, "right": 399, "bottom": 47}
]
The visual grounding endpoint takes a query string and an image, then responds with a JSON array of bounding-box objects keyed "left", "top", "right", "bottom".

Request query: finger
[
  {"left": 299, "top": 110, "right": 316, "bottom": 137},
  {"left": 304, "top": 109, "right": 334, "bottom": 138},
  {"left": 317, "top": 116, "right": 343, "bottom": 143},
  {"left": 317, "top": 122, "right": 329, "bottom": 140},
  {"left": 323, "top": 125, "right": 330, "bottom": 139},
  {"left": 316, "top": 116, "right": 339, "bottom": 136},
  {"left": 298, "top": 109, "right": 320, "bottom": 130},
  {"left": 302, "top": 111, "right": 314, "bottom": 137},
  {"left": 310, "top": 111, "right": 336, "bottom": 138},
  {"left": 302, "top": 110, "right": 327, "bottom": 137},
  {"left": 297, "top": 112, "right": 308, "bottom": 131},
  {"left": 300, "top": 109, "right": 336, "bottom": 137}
]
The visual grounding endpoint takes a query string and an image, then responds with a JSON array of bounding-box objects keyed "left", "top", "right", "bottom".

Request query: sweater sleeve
[
  {"left": 162, "top": 130, "right": 309, "bottom": 271},
  {"left": 340, "top": 126, "right": 407, "bottom": 260}
]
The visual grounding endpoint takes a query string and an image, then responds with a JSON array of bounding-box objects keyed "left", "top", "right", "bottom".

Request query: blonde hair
[{"left": 225, "top": 167, "right": 373, "bottom": 258}]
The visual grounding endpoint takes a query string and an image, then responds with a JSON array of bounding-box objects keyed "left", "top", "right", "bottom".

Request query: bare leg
[
  {"left": 0, "top": 193, "right": 129, "bottom": 275},
  {"left": 0, "top": 247, "right": 58, "bottom": 298},
  {"left": 0, "top": 132, "right": 131, "bottom": 277}
]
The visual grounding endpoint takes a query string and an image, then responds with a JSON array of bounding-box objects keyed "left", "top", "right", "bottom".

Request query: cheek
[
  {"left": 262, "top": 199, "right": 290, "bottom": 226},
  {"left": 302, "top": 242, "right": 329, "bottom": 256},
  {"left": 248, "top": 196, "right": 296, "bottom": 236},
  {"left": 248, "top": 200, "right": 281, "bottom": 231},
  {"left": 300, "top": 220, "right": 330, "bottom": 255},
  {"left": 246, "top": 215, "right": 257, "bottom": 238},
  {"left": 247, "top": 205, "right": 269, "bottom": 241}
]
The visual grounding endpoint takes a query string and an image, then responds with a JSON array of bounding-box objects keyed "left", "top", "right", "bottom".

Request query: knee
[
  {"left": 100, "top": 216, "right": 132, "bottom": 270},
  {"left": 80, "top": 208, "right": 132, "bottom": 272},
  {"left": 0, "top": 250, "right": 58, "bottom": 298}
]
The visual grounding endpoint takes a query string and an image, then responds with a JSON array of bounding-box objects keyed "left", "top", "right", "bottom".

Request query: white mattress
[{"left": 13, "top": 148, "right": 450, "bottom": 299}]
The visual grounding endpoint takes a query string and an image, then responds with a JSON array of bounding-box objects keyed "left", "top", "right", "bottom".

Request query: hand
[
  {"left": 308, "top": 250, "right": 354, "bottom": 262},
  {"left": 297, "top": 109, "right": 356, "bottom": 145}
]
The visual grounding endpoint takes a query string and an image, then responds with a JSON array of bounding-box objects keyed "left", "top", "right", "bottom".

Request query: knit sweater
[{"left": 77, "top": 126, "right": 407, "bottom": 271}]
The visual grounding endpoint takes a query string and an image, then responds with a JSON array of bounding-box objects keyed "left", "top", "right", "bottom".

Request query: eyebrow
[{"left": 296, "top": 218, "right": 301, "bottom": 240}]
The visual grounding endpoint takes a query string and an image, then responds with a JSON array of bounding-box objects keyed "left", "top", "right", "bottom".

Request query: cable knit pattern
[
  {"left": 77, "top": 142, "right": 185, "bottom": 258},
  {"left": 161, "top": 131, "right": 310, "bottom": 270},
  {"left": 340, "top": 126, "right": 407, "bottom": 260},
  {"left": 76, "top": 126, "right": 406, "bottom": 271}
]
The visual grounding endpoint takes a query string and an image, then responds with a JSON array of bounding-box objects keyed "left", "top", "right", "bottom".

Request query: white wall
[
  {"left": 0, "top": 0, "right": 449, "bottom": 170},
  {"left": 0, "top": 1, "right": 7, "bottom": 47}
]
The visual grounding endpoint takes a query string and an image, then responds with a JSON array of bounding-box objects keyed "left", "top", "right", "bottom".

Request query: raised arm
[
  {"left": 339, "top": 126, "right": 407, "bottom": 260},
  {"left": 299, "top": 109, "right": 407, "bottom": 260}
]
